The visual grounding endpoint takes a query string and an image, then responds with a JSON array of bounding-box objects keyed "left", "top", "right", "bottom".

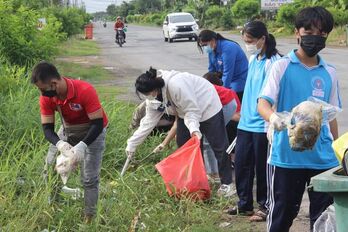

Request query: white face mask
[
  {"left": 245, "top": 38, "right": 263, "bottom": 55},
  {"left": 140, "top": 92, "right": 157, "bottom": 101},
  {"left": 245, "top": 43, "right": 262, "bottom": 55},
  {"left": 144, "top": 95, "right": 156, "bottom": 101}
]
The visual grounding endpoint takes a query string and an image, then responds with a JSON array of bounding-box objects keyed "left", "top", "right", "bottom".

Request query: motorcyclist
[{"left": 114, "top": 16, "right": 126, "bottom": 43}]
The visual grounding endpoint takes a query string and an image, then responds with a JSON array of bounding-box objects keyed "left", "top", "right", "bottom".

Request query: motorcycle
[{"left": 115, "top": 28, "right": 125, "bottom": 47}]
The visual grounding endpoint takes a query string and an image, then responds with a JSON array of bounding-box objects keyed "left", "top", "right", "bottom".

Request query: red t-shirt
[
  {"left": 40, "top": 77, "right": 108, "bottom": 127},
  {"left": 214, "top": 85, "right": 241, "bottom": 112},
  {"left": 114, "top": 21, "right": 124, "bottom": 29}
]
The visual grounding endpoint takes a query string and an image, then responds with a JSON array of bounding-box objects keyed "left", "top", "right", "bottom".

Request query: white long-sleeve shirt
[{"left": 126, "top": 70, "right": 222, "bottom": 152}]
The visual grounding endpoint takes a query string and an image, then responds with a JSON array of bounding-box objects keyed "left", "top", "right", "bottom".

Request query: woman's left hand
[{"left": 192, "top": 131, "right": 202, "bottom": 139}]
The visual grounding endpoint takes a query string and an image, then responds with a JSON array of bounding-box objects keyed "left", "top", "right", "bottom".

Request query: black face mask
[
  {"left": 300, "top": 35, "right": 327, "bottom": 57},
  {"left": 42, "top": 89, "right": 57, "bottom": 98}
]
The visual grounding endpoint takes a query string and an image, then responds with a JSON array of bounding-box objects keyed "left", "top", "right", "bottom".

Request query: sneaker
[
  {"left": 207, "top": 174, "right": 220, "bottom": 184},
  {"left": 217, "top": 184, "right": 236, "bottom": 197},
  {"left": 226, "top": 206, "right": 254, "bottom": 216}
]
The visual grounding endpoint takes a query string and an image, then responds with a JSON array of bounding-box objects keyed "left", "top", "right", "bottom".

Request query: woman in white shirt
[{"left": 125, "top": 67, "right": 234, "bottom": 197}]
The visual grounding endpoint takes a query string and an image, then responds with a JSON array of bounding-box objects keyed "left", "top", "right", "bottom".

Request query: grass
[
  {"left": 327, "top": 26, "right": 347, "bottom": 46},
  {"left": 58, "top": 36, "right": 100, "bottom": 57},
  {"left": 0, "top": 38, "right": 266, "bottom": 231},
  {"left": 55, "top": 61, "right": 115, "bottom": 83}
]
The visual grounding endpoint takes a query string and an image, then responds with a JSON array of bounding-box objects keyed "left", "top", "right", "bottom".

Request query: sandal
[
  {"left": 249, "top": 209, "right": 267, "bottom": 222},
  {"left": 225, "top": 206, "right": 254, "bottom": 216}
]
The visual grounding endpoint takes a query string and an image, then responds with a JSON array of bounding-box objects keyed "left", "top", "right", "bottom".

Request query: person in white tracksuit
[{"left": 125, "top": 67, "right": 234, "bottom": 197}]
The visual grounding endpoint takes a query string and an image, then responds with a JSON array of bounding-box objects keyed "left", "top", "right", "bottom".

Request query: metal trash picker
[
  {"left": 226, "top": 137, "right": 237, "bottom": 155},
  {"left": 120, "top": 152, "right": 154, "bottom": 177}
]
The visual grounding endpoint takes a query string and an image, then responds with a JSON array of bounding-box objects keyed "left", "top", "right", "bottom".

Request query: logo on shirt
[
  {"left": 69, "top": 103, "right": 83, "bottom": 111},
  {"left": 311, "top": 76, "right": 325, "bottom": 98}
]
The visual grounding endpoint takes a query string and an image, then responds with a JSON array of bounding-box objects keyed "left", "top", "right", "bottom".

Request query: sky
[{"left": 83, "top": 0, "right": 127, "bottom": 13}]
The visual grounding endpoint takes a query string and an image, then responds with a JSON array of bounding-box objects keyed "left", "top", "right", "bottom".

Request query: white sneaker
[
  {"left": 207, "top": 174, "right": 221, "bottom": 184},
  {"left": 217, "top": 184, "right": 236, "bottom": 197}
]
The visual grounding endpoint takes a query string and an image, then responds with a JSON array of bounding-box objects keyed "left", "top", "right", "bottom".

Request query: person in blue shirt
[
  {"left": 227, "top": 21, "right": 281, "bottom": 222},
  {"left": 258, "top": 7, "right": 341, "bottom": 232},
  {"left": 197, "top": 29, "right": 248, "bottom": 144}
]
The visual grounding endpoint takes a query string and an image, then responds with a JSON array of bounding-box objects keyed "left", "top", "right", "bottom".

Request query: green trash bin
[{"left": 311, "top": 166, "right": 348, "bottom": 232}]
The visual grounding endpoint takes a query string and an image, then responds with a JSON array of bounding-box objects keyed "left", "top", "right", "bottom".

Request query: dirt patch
[{"left": 56, "top": 55, "right": 141, "bottom": 103}]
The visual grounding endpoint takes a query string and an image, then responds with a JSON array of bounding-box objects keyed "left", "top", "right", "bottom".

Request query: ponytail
[
  {"left": 135, "top": 67, "right": 165, "bottom": 95},
  {"left": 265, "top": 33, "right": 280, "bottom": 58}
]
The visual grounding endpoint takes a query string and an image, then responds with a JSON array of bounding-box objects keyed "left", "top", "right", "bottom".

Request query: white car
[{"left": 163, "top": 12, "right": 199, "bottom": 43}]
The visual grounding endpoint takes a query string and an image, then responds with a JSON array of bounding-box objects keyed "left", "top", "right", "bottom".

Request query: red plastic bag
[{"left": 155, "top": 136, "right": 211, "bottom": 200}]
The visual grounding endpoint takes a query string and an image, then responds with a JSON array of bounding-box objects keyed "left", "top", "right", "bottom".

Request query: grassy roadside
[
  {"left": 58, "top": 35, "right": 100, "bottom": 57},
  {"left": 0, "top": 37, "right": 266, "bottom": 231}
]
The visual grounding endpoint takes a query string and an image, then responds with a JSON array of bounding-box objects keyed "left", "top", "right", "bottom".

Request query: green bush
[
  {"left": 221, "top": 8, "right": 234, "bottom": 30},
  {"left": 48, "top": 7, "right": 91, "bottom": 37},
  {"left": 0, "top": 4, "right": 62, "bottom": 66},
  {"left": 327, "top": 7, "right": 348, "bottom": 26},
  {"left": 231, "top": 0, "right": 260, "bottom": 21},
  {"left": 126, "top": 13, "right": 165, "bottom": 25},
  {"left": 182, "top": 6, "right": 197, "bottom": 18},
  {"left": 150, "top": 13, "right": 165, "bottom": 26},
  {"left": 205, "top": 5, "right": 225, "bottom": 28},
  {"left": 276, "top": 2, "right": 300, "bottom": 29}
]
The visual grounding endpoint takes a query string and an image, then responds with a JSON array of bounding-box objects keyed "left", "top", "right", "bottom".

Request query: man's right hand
[{"left": 56, "top": 140, "right": 73, "bottom": 156}]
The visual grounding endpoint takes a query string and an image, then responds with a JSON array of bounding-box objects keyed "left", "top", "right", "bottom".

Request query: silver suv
[{"left": 163, "top": 12, "right": 199, "bottom": 43}]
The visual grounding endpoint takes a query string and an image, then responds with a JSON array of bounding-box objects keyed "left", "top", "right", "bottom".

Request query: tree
[
  {"left": 188, "top": 0, "right": 210, "bottom": 25},
  {"left": 231, "top": 0, "right": 260, "bottom": 20},
  {"left": 133, "top": 0, "right": 161, "bottom": 14},
  {"left": 106, "top": 4, "right": 117, "bottom": 16}
]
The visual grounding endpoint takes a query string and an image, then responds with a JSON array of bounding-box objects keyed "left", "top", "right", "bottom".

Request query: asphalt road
[
  {"left": 94, "top": 22, "right": 348, "bottom": 134},
  {"left": 93, "top": 23, "right": 348, "bottom": 231}
]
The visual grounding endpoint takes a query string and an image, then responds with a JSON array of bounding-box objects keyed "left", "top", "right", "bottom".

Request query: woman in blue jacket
[{"left": 197, "top": 30, "right": 248, "bottom": 146}]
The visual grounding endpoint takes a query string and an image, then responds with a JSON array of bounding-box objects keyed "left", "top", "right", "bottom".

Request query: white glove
[
  {"left": 269, "top": 113, "right": 287, "bottom": 131},
  {"left": 71, "top": 141, "right": 87, "bottom": 163},
  {"left": 125, "top": 149, "right": 135, "bottom": 158},
  {"left": 267, "top": 125, "right": 274, "bottom": 145},
  {"left": 192, "top": 131, "right": 202, "bottom": 140},
  {"left": 153, "top": 143, "right": 165, "bottom": 153},
  {"left": 56, "top": 140, "right": 73, "bottom": 156}
]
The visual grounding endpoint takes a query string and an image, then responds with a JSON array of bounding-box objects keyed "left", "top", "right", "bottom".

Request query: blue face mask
[{"left": 202, "top": 45, "right": 213, "bottom": 54}]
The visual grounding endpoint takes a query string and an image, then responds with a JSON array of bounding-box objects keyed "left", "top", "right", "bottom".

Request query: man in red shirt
[
  {"left": 114, "top": 16, "right": 126, "bottom": 42},
  {"left": 31, "top": 61, "right": 108, "bottom": 223}
]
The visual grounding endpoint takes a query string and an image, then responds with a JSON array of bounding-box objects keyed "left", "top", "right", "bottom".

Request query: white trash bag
[
  {"left": 313, "top": 205, "right": 336, "bottom": 232},
  {"left": 275, "top": 97, "right": 341, "bottom": 151},
  {"left": 55, "top": 153, "right": 74, "bottom": 185},
  {"left": 55, "top": 152, "right": 83, "bottom": 199}
]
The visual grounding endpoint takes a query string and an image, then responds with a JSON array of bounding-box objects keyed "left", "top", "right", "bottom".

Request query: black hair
[
  {"left": 135, "top": 67, "right": 165, "bottom": 96},
  {"left": 295, "top": 6, "right": 334, "bottom": 34},
  {"left": 242, "top": 21, "right": 280, "bottom": 59},
  {"left": 31, "top": 61, "right": 61, "bottom": 84},
  {"left": 203, "top": 72, "right": 223, "bottom": 86},
  {"left": 197, "top": 29, "right": 238, "bottom": 53}
]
